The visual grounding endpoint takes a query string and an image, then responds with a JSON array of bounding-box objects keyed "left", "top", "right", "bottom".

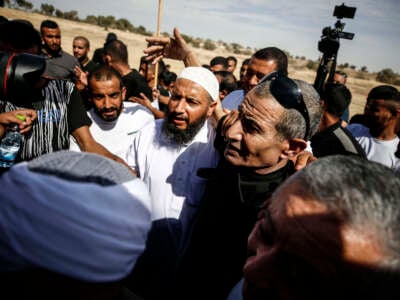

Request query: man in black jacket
[{"left": 311, "top": 83, "right": 366, "bottom": 158}]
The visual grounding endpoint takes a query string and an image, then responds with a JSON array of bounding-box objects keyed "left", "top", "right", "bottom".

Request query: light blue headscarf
[{"left": 0, "top": 151, "right": 152, "bottom": 282}]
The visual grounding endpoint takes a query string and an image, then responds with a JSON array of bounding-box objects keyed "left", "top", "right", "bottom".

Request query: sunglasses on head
[{"left": 258, "top": 72, "right": 310, "bottom": 139}]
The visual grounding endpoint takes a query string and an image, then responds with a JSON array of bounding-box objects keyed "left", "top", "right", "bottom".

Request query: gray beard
[{"left": 161, "top": 115, "right": 207, "bottom": 146}]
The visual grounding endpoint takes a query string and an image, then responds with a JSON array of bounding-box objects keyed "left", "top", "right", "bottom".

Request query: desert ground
[{"left": 2, "top": 7, "right": 398, "bottom": 117}]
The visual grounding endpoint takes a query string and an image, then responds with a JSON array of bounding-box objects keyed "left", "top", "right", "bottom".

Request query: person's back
[
  {"left": 92, "top": 32, "right": 117, "bottom": 65},
  {"left": 103, "top": 39, "right": 152, "bottom": 100},
  {"left": 332, "top": 70, "right": 351, "bottom": 123},
  {"left": 311, "top": 83, "right": 366, "bottom": 158}
]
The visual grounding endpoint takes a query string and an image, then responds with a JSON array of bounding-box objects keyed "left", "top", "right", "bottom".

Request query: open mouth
[
  {"left": 170, "top": 116, "right": 187, "bottom": 126},
  {"left": 103, "top": 110, "right": 116, "bottom": 116}
]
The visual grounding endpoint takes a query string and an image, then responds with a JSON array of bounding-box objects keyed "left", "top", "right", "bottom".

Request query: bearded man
[
  {"left": 70, "top": 65, "right": 154, "bottom": 158},
  {"left": 124, "top": 66, "right": 219, "bottom": 298}
]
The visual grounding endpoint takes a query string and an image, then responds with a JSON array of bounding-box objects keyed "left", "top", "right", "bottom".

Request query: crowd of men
[{"left": 0, "top": 16, "right": 400, "bottom": 300}]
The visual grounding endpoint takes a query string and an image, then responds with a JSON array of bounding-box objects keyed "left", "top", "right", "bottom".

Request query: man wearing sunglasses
[
  {"left": 142, "top": 28, "right": 322, "bottom": 299},
  {"left": 174, "top": 74, "right": 322, "bottom": 299}
]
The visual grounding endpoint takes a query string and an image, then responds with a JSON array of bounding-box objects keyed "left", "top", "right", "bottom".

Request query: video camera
[
  {"left": 318, "top": 3, "right": 356, "bottom": 57},
  {"left": 0, "top": 51, "right": 45, "bottom": 106},
  {"left": 314, "top": 3, "right": 356, "bottom": 94}
]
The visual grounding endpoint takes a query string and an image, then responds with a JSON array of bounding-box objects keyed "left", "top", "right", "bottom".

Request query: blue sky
[{"left": 28, "top": 0, "right": 400, "bottom": 73}]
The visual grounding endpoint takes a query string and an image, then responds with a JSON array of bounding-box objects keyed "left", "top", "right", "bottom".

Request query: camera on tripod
[
  {"left": 318, "top": 3, "right": 356, "bottom": 57},
  {"left": 314, "top": 3, "right": 356, "bottom": 94}
]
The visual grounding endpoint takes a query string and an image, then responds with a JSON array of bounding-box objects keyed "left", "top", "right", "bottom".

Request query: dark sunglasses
[{"left": 258, "top": 72, "right": 310, "bottom": 139}]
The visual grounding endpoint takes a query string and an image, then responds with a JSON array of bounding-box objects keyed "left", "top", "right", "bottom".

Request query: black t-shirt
[
  {"left": 311, "top": 122, "right": 367, "bottom": 158},
  {"left": 122, "top": 69, "right": 152, "bottom": 100},
  {"left": 81, "top": 59, "right": 98, "bottom": 74},
  {"left": 92, "top": 48, "right": 105, "bottom": 65},
  {"left": 42, "top": 49, "right": 79, "bottom": 81}
]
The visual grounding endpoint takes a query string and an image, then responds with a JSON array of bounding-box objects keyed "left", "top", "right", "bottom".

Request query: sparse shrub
[
  {"left": 355, "top": 73, "right": 366, "bottom": 80},
  {"left": 306, "top": 60, "right": 318, "bottom": 70},
  {"left": 181, "top": 34, "right": 193, "bottom": 44},
  {"left": 40, "top": 3, "right": 54, "bottom": 16},
  {"left": 203, "top": 39, "right": 216, "bottom": 51},
  {"left": 376, "top": 68, "right": 397, "bottom": 84},
  {"left": 191, "top": 40, "right": 200, "bottom": 48}
]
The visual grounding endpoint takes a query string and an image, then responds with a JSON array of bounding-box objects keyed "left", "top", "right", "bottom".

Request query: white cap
[{"left": 177, "top": 67, "right": 219, "bottom": 101}]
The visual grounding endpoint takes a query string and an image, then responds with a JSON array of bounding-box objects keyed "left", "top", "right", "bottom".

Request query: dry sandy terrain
[{"left": 2, "top": 7, "right": 398, "bottom": 117}]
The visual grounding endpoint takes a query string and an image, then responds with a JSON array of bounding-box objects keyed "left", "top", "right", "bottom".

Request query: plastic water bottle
[{"left": 0, "top": 124, "right": 22, "bottom": 168}]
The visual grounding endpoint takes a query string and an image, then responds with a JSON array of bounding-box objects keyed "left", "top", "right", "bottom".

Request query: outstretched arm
[
  {"left": 71, "top": 125, "right": 133, "bottom": 169},
  {"left": 144, "top": 27, "right": 200, "bottom": 67}
]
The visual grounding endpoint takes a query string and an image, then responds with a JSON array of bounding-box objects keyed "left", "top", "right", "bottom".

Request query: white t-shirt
[
  {"left": 347, "top": 123, "right": 399, "bottom": 169},
  {"left": 125, "top": 119, "right": 219, "bottom": 221},
  {"left": 70, "top": 102, "right": 154, "bottom": 158}
]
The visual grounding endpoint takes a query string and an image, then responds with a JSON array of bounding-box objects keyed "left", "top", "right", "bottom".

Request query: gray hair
[
  {"left": 253, "top": 79, "right": 322, "bottom": 141},
  {"left": 290, "top": 155, "right": 400, "bottom": 271}
]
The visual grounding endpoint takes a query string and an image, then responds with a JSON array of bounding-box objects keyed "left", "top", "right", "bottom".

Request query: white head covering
[
  {"left": 0, "top": 151, "right": 152, "bottom": 282},
  {"left": 177, "top": 66, "right": 219, "bottom": 101}
]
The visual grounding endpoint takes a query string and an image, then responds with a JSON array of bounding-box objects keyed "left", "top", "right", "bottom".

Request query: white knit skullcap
[{"left": 177, "top": 67, "right": 219, "bottom": 101}]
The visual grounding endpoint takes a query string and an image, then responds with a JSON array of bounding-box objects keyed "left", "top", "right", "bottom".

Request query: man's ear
[
  {"left": 206, "top": 100, "right": 218, "bottom": 118},
  {"left": 281, "top": 138, "right": 307, "bottom": 159},
  {"left": 121, "top": 86, "right": 127, "bottom": 101},
  {"left": 219, "top": 90, "right": 228, "bottom": 101},
  {"left": 321, "top": 100, "right": 327, "bottom": 111},
  {"left": 103, "top": 54, "right": 111, "bottom": 65}
]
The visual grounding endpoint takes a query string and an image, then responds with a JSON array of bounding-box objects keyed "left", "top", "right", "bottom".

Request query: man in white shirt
[
  {"left": 347, "top": 85, "right": 400, "bottom": 169},
  {"left": 125, "top": 66, "right": 219, "bottom": 220},
  {"left": 124, "top": 66, "right": 219, "bottom": 298},
  {"left": 70, "top": 65, "right": 154, "bottom": 158}
]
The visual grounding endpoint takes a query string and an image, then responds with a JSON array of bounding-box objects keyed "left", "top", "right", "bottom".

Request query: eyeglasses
[{"left": 258, "top": 72, "right": 310, "bottom": 139}]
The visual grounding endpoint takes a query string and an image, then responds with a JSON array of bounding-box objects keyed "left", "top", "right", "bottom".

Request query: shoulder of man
[
  {"left": 60, "top": 50, "right": 79, "bottom": 65},
  {"left": 346, "top": 123, "right": 370, "bottom": 137},
  {"left": 222, "top": 89, "right": 245, "bottom": 110}
]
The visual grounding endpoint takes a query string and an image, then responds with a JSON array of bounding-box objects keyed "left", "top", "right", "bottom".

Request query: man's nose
[
  {"left": 225, "top": 119, "right": 243, "bottom": 142},
  {"left": 173, "top": 99, "right": 186, "bottom": 113},
  {"left": 250, "top": 74, "right": 260, "bottom": 85},
  {"left": 104, "top": 96, "right": 114, "bottom": 108}
]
